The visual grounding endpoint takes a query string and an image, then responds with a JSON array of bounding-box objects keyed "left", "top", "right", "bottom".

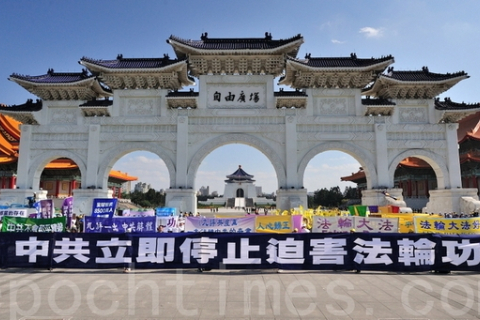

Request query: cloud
[
  {"left": 331, "top": 39, "right": 345, "bottom": 44},
  {"left": 359, "top": 27, "right": 384, "bottom": 38}
]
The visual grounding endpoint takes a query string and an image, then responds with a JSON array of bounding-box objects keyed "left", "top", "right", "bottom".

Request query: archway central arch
[{"left": 187, "top": 133, "right": 286, "bottom": 190}]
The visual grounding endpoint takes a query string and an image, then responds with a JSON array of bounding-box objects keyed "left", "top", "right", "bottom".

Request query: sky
[{"left": 1, "top": 1, "right": 480, "bottom": 195}]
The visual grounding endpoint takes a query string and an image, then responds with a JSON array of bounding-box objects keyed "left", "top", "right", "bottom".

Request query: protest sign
[
  {"left": 91, "top": 198, "right": 117, "bottom": 218},
  {"left": 84, "top": 216, "right": 156, "bottom": 233},
  {"left": 184, "top": 216, "right": 255, "bottom": 233},
  {"left": 0, "top": 208, "right": 29, "bottom": 221},
  {"left": 2, "top": 216, "right": 65, "bottom": 232},
  {"left": 255, "top": 215, "right": 293, "bottom": 233}
]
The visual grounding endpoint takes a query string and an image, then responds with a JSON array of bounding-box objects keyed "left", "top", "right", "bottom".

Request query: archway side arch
[
  {"left": 28, "top": 150, "right": 87, "bottom": 190},
  {"left": 388, "top": 149, "right": 448, "bottom": 190},
  {"left": 187, "top": 133, "right": 286, "bottom": 189},
  {"left": 298, "top": 141, "right": 377, "bottom": 190},
  {"left": 97, "top": 142, "right": 176, "bottom": 189}
]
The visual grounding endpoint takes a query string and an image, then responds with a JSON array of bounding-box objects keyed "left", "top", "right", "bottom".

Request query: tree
[
  {"left": 126, "top": 189, "right": 165, "bottom": 208},
  {"left": 312, "top": 186, "right": 346, "bottom": 208}
]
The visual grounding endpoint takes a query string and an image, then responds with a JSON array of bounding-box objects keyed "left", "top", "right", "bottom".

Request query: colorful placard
[
  {"left": 414, "top": 216, "right": 480, "bottom": 234},
  {"left": 185, "top": 216, "right": 256, "bottom": 233},
  {"left": 255, "top": 215, "right": 293, "bottom": 233},
  {"left": 1, "top": 216, "right": 66, "bottom": 232}
]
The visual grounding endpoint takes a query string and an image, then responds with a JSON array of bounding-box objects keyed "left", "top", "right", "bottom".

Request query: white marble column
[
  {"left": 374, "top": 123, "right": 389, "bottom": 187},
  {"left": 175, "top": 115, "right": 188, "bottom": 188},
  {"left": 15, "top": 124, "right": 33, "bottom": 189},
  {"left": 445, "top": 123, "right": 462, "bottom": 188},
  {"left": 85, "top": 124, "right": 100, "bottom": 188},
  {"left": 285, "top": 114, "right": 298, "bottom": 188}
]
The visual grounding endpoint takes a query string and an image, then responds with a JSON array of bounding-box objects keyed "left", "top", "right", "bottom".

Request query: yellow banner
[
  {"left": 255, "top": 215, "right": 293, "bottom": 233},
  {"left": 414, "top": 216, "right": 480, "bottom": 234},
  {"left": 382, "top": 213, "right": 429, "bottom": 233}
]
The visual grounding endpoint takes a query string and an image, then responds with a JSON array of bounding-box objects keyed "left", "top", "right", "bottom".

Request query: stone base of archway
[
  {"left": 72, "top": 189, "right": 113, "bottom": 216},
  {"left": 361, "top": 188, "right": 406, "bottom": 208},
  {"left": 424, "top": 188, "right": 479, "bottom": 214},
  {"left": 165, "top": 188, "right": 197, "bottom": 214},
  {"left": 276, "top": 188, "right": 307, "bottom": 211},
  {"left": 0, "top": 188, "right": 47, "bottom": 207}
]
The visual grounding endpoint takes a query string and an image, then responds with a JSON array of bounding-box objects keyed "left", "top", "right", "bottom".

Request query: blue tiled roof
[
  {"left": 80, "top": 55, "right": 184, "bottom": 69},
  {"left": 10, "top": 69, "right": 92, "bottom": 84},
  {"left": 384, "top": 66, "right": 468, "bottom": 82},
  {"left": 435, "top": 98, "right": 480, "bottom": 111},
  {"left": 0, "top": 99, "right": 42, "bottom": 111},
  {"left": 169, "top": 33, "right": 303, "bottom": 51},
  {"left": 225, "top": 165, "right": 255, "bottom": 182},
  {"left": 291, "top": 53, "right": 394, "bottom": 68}
]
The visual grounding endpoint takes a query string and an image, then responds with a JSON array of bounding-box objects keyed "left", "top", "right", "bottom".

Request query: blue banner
[
  {"left": 155, "top": 207, "right": 176, "bottom": 216},
  {"left": 84, "top": 216, "right": 156, "bottom": 233},
  {"left": 91, "top": 198, "right": 117, "bottom": 218},
  {"left": 0, "top": 233, "right": 480, "bottom": 272}
]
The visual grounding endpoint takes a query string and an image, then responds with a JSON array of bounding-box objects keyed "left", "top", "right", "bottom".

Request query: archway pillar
[
  {"left": 374, "top": 124, "right": 389, "bottom": 187},
  {"left": 446, "top": 123, "right": 462, "bottom": 188},
  {"left": 361, "top": 188, "right": 406, "bottom": 207},
  {"left": 276, "top": 188, "right": 307, "bottom": 212},
  {"left": 285, "top": 115, "right": 298, "bottom": 187},
  {"left": 72, "top": 188, "right": 113, "bottom": 216},
  {"left": 15, "top": 125, "right": 33, "bottom": 189},
  {"left": 175, "top": 116, "right": 189, "bottom": 187},
  {"left": 165, "top": 188, "right": 197, "bottom": 214},
  {"left": 424, "top": 188, "right": 478, "bottom": 214},
  {"left": 86, "top": 125, "right": 101, "bottom": 188}
]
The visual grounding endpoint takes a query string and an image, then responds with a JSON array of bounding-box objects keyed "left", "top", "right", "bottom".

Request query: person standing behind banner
[{"left": 124, "top": 227, "right": 133, "bottom": 273}]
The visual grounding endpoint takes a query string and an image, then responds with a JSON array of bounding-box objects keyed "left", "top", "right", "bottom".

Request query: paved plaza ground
[{"left": 1, "top": 267, "right": 480, "bottom": 320}]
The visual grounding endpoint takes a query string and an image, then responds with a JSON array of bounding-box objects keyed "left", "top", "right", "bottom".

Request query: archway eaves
[
  {"left": 97, "top": 142, "right": 176, "bottom": 188},
  {"left": 187, "top": 133, "right": 286, "bottom": 189},
  {"left": 388, "top": 148, "right": 448, "bottom": 190},
  {"left": 297, "top": 141, "right": 376, "bottom": 190}
]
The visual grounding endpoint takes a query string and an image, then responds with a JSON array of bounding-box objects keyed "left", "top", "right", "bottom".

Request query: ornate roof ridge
[
  {"left": 10, "top": 68, "right": 92, "bottom": 82},
  {"left": 383, "top": 66, "right": 469, "bottom": 81},
  {"left": 169, "top": 32, "right": 303, "bottom": 44},
  {"left": 0, "top": 99, "right": 43, "bottom": 112},
  {"left": 434, "top": 97, "right": 480, "bottom": 110},
  {"left": 292, "top": 53, "right": 394, "bottom": 62},
  {"left": 80, "top": 54, "right": 186, "bottom": 70}
]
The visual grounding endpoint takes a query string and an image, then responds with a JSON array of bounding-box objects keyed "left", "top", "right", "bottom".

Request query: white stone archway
[{"left": 2, "top": 32, "right": 478, "bottom": 214}]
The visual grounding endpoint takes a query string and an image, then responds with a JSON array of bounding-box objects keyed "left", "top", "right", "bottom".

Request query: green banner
[
  {"left": 348, "top": 205, "right": 368, "bottom": 217},
  {"left": 1, "top": 216, "right": 66, "bottom": 232}
]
